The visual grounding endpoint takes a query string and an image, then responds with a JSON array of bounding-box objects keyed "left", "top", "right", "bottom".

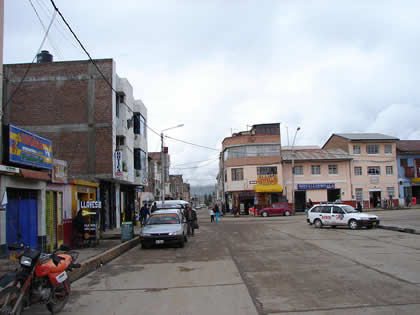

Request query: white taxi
[{"left": 307, "top": 203, "right": 380, "bottom": 230}]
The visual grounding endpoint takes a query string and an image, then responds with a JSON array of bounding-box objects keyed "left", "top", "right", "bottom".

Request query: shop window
[
  {"left": 353, "top": 145, "right": 361, "bottom": 155},
  {"left": 367, "top": 144, "right": 379, "bottom": 154},
  {"left": 367, "top": 166, "right": 380, "bottom": 176},
  {"left": 354, "top": 167, "right": 362, "bottom": 176},
  {"left": 231, "top": 168, "right": 244, "bottom": 181},
  {"left": 386, "top": 166, "right": 393, "bottom": 175},
  {"left": 384, "top": 144, "right": 392, "bottom": 154},
  {"left": 328, "top": 165, "right": 338, "bottom": 175},
  {"left": 311, "top": 165, "right": 321, "bottom": 175},
  {"left": 293, "top": 166, "right": 303, "bottom": 175}
]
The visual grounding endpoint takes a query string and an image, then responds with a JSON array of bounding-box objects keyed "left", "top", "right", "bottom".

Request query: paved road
[{"left": 30, "top": 208, "right": 420, "bottom": 314}]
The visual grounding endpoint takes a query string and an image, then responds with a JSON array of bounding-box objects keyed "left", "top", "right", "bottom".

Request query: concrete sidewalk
[{"left": 0, "top": 236, "right": 140, "bottom": 286}]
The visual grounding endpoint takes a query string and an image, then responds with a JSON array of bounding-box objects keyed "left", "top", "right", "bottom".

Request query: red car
[{"left": 258, "top": 202, "right": 293, "bottom": 217}]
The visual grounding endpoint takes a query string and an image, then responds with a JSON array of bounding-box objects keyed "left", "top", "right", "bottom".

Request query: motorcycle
[{"left": 0, "top": 243, "right": 81, "bottom": 314}]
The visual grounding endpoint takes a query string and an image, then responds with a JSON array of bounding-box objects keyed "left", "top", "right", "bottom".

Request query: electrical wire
[
  {"left": 170, "top": 159, "right": 219, "bottom": 170},
  {"left": 165, "top": 135, "right": 219, "bottom": 151},
  {"left": 3, "top": 8, "right": 57, "bottom": 108},
  {"left": 171, "top": 156, "right": 219, "bottom": 167}
]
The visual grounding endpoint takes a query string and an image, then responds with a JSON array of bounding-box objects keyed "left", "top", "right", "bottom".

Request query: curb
[
  {"left": 378, "top": 225, "right": 420, "bottom": 235},
  {"left": 69, "top": 236, "right": 141, "bottom": 282}
]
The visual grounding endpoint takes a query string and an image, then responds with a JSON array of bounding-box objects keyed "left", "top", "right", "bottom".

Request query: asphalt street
[{"left": 28, "top": 208, "right": 420, "bottom": 315}]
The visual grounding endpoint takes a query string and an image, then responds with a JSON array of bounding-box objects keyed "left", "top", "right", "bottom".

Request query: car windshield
[
  {"left": 147, "top": 214, "right": 180, "bottom": 225},
  {"left": 342, "top": 205, "right": 358, "bottom": 213}
]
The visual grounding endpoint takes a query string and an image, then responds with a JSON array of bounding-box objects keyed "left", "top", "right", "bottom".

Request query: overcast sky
[{"left": 5, "top": 0, "right": 420, "bottom": 186}]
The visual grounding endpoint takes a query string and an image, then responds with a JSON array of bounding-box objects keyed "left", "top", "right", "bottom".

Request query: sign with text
[
  {"left": 297, "top": 183, "right": 335, "bottom": 190},
  {"left": 115, "top": 151, "right": 122, "bottom": 176},
  {"left": 8, "top": 124, "right": 52, "bottom": 169},
  {"left": 79, "top": 200, "right": 102, "bottom": 209},
  {"left": 52, "top": 159, "right": 68, "bottom": 183},
  {"left": 257, "top": 174, "right": 278, "bottom": 185}
]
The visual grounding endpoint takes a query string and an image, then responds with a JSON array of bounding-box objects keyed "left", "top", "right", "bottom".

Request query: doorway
[
  {"left": 369, "top": 191, "right": 382, "bottom": 208},
  {"left": 327, "top": 189, "right": 341, "bottom": 202},
  {"left": 411, "top": 186, "right": 420, "bottom": 204},
  {"left": 294, "top": 190, "right": 306, "bottom": 212}
]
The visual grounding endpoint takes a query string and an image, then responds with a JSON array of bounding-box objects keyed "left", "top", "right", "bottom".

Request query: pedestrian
[
  {"left": 308, "top": 199, "right": 313, "bottom": 208},
  {"left": 214, "top": 203, "right": 220, "bottom": 223},
  {"left": 140, "top": 203, "right": 150, "bottom": 226},
  {"left": 222, "top": 203, "right": 226, "bottom": 216},
  {"left": 151, "top": 202, "right": 157, "bottom": 213},
  {"left": 376, "top": 196, "right": 381, "bottom": 208},
  {"left": 356, "top": 201, "right": 362, "bottom": 212},
  {"left": 209, "top": 207, "right": 215, "bottom": 222},
  {"left": 72, "top": 210, "right": 85, "bottom": 248},
  {"left": 406, "top": 195, "right": 411, "bottom": 207},
  {"left": 185, "top": 206, "right": 197, "bottom": 236}
]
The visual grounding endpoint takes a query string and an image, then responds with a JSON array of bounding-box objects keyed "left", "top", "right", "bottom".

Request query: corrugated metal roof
[
  {"left": 282, "top": 148, "right": 351, "bottom": 161},
  {"left": 336, "top": 133, "right": 399, "bottom": 141},
  {"left": 397, "top": 140, "right": 420, "bottom": 152}
]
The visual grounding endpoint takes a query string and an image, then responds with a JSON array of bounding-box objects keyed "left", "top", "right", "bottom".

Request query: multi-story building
[
  {"left": 147, "top": 151, "right": 170, "bottom": 201},
  {"left": 169, "top": 175, "right": 184, "bottom": 200},
  {"left": 3, "top": 55, "right": 148, "bottom": 230},
  {"left": 219, "top": 125, "right": 400, "bottom": 212},
  {"left": 323, "top": 133, "right": 399, "bottom": 208},
  {"left": 396, "top": 140, "right": 420, "bottom": 204},
  {"left": 183, "top": 183, "right": 190, "bottom": 202}
]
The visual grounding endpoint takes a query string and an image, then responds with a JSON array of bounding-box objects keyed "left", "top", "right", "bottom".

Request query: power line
[
  {"left": 165, "top": 135, "right": 219, "bottom": 151},
  {"left": 4, "top": 8, "right": 57, "bottom": 108},
  {"left": 171, "top": 156, "right": 219, "bottom": 167},
  {"left": 170, "top": 159, "right": 218, "bottom": 170}
]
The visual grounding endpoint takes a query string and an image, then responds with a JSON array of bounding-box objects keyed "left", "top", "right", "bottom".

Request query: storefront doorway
[
  {"left": 6, "top": 189, "right": 38, "bottom": 250},
  {"left": 369, "top": 191, "right": 382, "bottom": 208},
  {"left": 294, "top": 190, "right": 306, "bottom": 212},
  {"left": 412, "top": 186, "right": 420, "bottom": 204},
  {"left": 46, "top": 191, "right": 63, "bottom": 252},
  {"left": 327, "top": 189, "right": 341, "bottom": 202}
]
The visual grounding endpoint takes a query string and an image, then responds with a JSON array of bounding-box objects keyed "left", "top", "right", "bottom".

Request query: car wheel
[
  {"left": 261, "top": 211, "right": 269, "bottom": 217},
  {"left": 314, "top": 219, "right": 323, "bottom": 228},
  {"left": 284, "top": 210, "right": 291, "bottom": 216},
  {"left": 348, "top": 219, "right": 359, "bottom": 230}
]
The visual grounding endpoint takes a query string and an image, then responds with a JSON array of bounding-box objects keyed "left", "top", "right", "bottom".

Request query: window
[
  {"left": 328, "top": 164, "right": 338, "bottom": 175},
  {"left": 134, "top": 149, "right": 147, "bottom": 170},
  {"left": 133, "top": 113, "right": 146, "bottom": 136},
  {"left": 387, "top": 187, "right": 395, "bottom": 198},
  {"left": 353, "top": 145, "right": 361, "bottom": 155},
  {"left": 386, "top": 166, "right": 393, "bottom": 175},
  {"left": 116, "top": 136, "right": 125, "bottom": 150},
  {"left": 400, "top": 158, "right": 407, "bottom": 167},
  {"left": 293, "top": 165, "right": 303, "bottom": 175},
  {"left": 311, "top": 165, "right": 321, "bottom": 175},
  {"left": 231, "top": 168, "right": 244, "bottom": 181},
  {"left": 384, "top": 144, "right": 392, "bottom": 154},
  {"left": 367, "top": 166, "right": 380, "bottom": 175},
  {"left": 224, "top": 144, "right": 280, "bottom": 160},
  {"left": 354, "top": 166, "right": 362, "bottom": 176},
  {"left": 116, "top": 92, "right": 125, "bottom": 118},
  {"left": 355, "top": 188, "right": 363, "bottom": 202},
  {"left": 333, "top": 206, "right": 344, "bottom": 214},
  {"left": 311, "top": 207, "right": 321, "bottom": 213},
  {"left": 367, "top": 144, "right": 379, "bottom": 154},
  {"left": 257, "top": 166, "right": 277, "bottom": 175},
  {"left": 321, "top": 206, "right": 332, "bottom": 214},
  {"left": 224, "top": 170, "right": 227, "bottom": 182}
]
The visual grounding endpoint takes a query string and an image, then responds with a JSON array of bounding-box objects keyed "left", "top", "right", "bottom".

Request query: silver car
[{"left": 140, "top": 209, "right": 188, "bottom": 248}]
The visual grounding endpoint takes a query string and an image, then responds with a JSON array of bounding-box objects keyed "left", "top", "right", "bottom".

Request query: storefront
[{"left": 254, "top": 166, "right": 284, "bottom": 210}]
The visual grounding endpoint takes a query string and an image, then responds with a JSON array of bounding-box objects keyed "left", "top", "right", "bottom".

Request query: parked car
[
  {"left": 258, "top": 202, "right": 293, "bottom": 217},
  {"left": 307, "top": 203, "right": 380, "bottom": 229},
  {"left": 140, "top": 209, "right": 188, "bottom": 248}
]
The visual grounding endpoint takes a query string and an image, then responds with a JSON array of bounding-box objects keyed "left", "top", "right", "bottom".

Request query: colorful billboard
[{"left": 8, "top": 124, "right": 52, "bottom": 169}]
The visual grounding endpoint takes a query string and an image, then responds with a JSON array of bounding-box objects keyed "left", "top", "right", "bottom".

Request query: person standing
[
  {"left": 406, "top": 195, "right": 411, "bottom": 207},
  {"left": 140, "top": 203, "right": 150, "bottom": 226},
  {"left": 214, "top": 203, "right": 220, "bottom": 223},
  {"left": 185, "top": 206, "right": 197, "bottom": 236},
  {"left": 209, "top": 207, "right": 215, "bottom": 222},
  {"left": 151, "top": 202, "right": 157, "bottom": 213},
  {"left": 356, "top": 201, "right": 362, "bottom": 212}
]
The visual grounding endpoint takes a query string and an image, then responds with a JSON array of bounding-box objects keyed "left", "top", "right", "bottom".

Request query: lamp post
[
  {"left": 161, "top": 124, "right": 184, "bottom": 203},
  {"left": 291, "top": 127, "right": 301, "bottom": 211}
]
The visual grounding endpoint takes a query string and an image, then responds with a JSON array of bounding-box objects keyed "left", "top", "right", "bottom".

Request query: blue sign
[
  {"left": 297, "top": 183, "right": 335, "bottom": 190},
  {"left": 8, "top": 125, "right": 53, "bottom": 169}
]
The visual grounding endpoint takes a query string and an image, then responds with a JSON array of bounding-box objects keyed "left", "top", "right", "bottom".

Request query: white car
[{"left": 307, "top": 203, "right": 380, "bottom": 230}]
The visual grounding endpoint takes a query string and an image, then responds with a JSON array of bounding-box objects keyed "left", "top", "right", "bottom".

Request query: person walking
[
  {"left": 209, "top": 207, "right": 215, "bottom": 222},
  {"left": 356, "top": 201, "right": 362, "bottom": 212},
  {"left": 140, "top": 203, "right": 150, "bottom": 226},
  {"left": 214, "top": 203, "right": 220, "bottom": 223},
  {"left": 151, "top": 202, "right": 157, "bottom": 213},
  {"left": 185, "top": 206, "right": 197, "bottom": 236}
]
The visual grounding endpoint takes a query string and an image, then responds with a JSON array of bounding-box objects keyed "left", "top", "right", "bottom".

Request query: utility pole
[
  {"left": 161, "top": 132, "right": 165, "bottom": 204},
  {"left": 291, "top": 127, "right": 301, "bottom": 211}
]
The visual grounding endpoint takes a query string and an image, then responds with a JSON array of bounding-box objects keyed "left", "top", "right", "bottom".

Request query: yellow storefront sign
[{"left": 254, "top": 184, "right": 283, "bottom": 193}]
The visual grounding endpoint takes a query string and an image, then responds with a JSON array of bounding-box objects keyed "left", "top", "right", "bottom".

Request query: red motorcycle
[{"left": 0, "top": 243, "right": 80, "bottom": 314}]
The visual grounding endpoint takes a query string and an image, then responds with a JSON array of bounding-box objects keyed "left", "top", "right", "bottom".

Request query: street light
[
  {"left": 291, "top": 127, "right": 301, "bottom": 211},
  {"left": 161, "top": 124, "right": 184, "bottom": 203}
]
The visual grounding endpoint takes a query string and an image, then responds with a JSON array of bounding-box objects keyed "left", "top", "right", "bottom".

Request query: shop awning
[
  {"left": 20, "top": 168, "right": 50, "bottom": 181},
  {"left": 254, "top": 184, "right": 283, "bottom": 193}
]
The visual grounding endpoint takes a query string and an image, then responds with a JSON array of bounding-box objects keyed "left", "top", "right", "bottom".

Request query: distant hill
[{"left": 190, "top": 185, "right": 216, "bottom": 196}]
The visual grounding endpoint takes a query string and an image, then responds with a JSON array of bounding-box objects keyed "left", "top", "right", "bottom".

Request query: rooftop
[
  {"left": 282, "top": 148, "right": 351, "bottom": 161},
  {"left": 397, "top": 140, "right": 420, "bottom": 153},
  {"left": 335, "top": 133, "right": 399, "bottom": 141}
]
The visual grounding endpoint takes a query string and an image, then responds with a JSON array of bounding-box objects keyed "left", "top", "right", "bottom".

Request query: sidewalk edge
[
  {"left": 378, "top": 225, "right": 420, "bottom": 235},
  {"left": 69, "top": 237, "right": 140, "bottom": 282}
]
